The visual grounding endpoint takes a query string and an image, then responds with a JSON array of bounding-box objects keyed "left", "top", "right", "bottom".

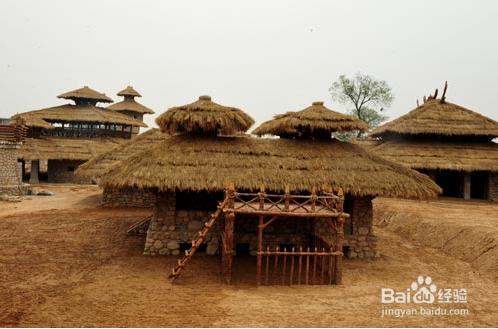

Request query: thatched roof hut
[
  {"left": 253, "top": 101, "right": 368, "bottom": 138},
  {"left": 370, "top": 85, "right": 498, "bottom": 201},
  {"left": 156, "top": 95, "right": 254, "bottom": 135},
  {"left": 107, "top": 86, "right": 155, "bottom": 115},
  {"left": 75, "top": 128, "right": 166, "bottom": 179},
  {"left": 100, "top": 97, "right": 439, "bottom": 198}
]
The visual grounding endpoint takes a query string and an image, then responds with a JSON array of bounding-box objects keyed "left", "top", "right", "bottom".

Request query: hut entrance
[
  {"left": 471, "top": 171, "right": 489, "bottom": 200},
  {"left": 168, "top": 184, "right": 348, "bottom": 286},
  {"left": 435, "top": 170, "right": 464, "bottom": 198}
]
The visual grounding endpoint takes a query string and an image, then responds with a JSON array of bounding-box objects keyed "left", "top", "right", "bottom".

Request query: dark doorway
[
  {"left": 471, "top": 171, "right": 489, "bottom": 200},
  {"left": 435, "top": 170, "right": 464, "bottom": 198},
  {"left": 235, "top": 243, "right": 250, "bottom": 255}
]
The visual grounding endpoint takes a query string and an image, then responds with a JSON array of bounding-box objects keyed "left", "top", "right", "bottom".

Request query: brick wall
[
  {"left": 102, "top": 186, "right": 156, "bottom": 208},
  {"left": 47, "top": 159, "right": 91, "bottom": 183}
]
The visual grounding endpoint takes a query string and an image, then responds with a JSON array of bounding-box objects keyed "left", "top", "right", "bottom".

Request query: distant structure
[
  {"left": 0, "top": 120, "right": 27, "bottom": 196},
  {"left": 11, "top": 86, "right": 147, "bottom": 184},
  {"left": 107, "top": 86, "right": 154, "bottom": 136},
  {"left": 371, "top": 83, "right": 498, "bottom": 201}
]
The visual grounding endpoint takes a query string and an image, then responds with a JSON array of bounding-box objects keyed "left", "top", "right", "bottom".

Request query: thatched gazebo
[
  {"left": 371, "top": 84, "right": 498, "bottom": 201},
  {"left": 11, "top": 86, "right": 146, "bottom": 183},
  {"left": 107, "top": 86, "right": 155, "bottom": 136},
  {"left": 99, "top": 96, "right": 439, "bottom": 285}
]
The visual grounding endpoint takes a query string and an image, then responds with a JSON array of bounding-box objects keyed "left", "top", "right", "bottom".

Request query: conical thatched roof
[
  {"left": 57, "top": 86, "right": 113, "bottom": 103},
  {"left": 107, "top": 86, "right": 154, "bottom": 115},
  {"left": 117, "top": 86, "right": 141, "bottom": 98},
  {"left": 156, "top": 96, "right": 254, "bottom": 135},
  {"left": 253, "top": 101, "right": 368, "bottom": 138},
  {"left": 76, "top": 128, "right": 166, "bottom": 179},
  {"left": 100, "top": 135, "right": 441, "bottom": 199},
  {"left": 372, "top": 99, "right": 498, "bottom": 138},
  {"left": 12, "top": 104, "right": 147, "bottom": 128}
]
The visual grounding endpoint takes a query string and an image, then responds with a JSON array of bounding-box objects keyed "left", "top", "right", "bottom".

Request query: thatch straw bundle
[
  {"left": 372, "top": 139, "right": 498, "bottom": 172},
  {"left": 12, "top": 104, "right": 147, "bottom": 128},
  {"left": 17, "top": 137, "right": 125, "bottom": 161},
  {"left": 76, "top": 129, "right": 166, "bottom": 179},
  {"left": 57, "top": 86, "right": 113, "bottom": 103},
  {"left": 156, "top": 96, "right": 254, "bottom": 135},
  {"left": 253, "top": 101, "right": 368, "bottom": 138},
  {"left": 108, "top": 86, "right": 154, "bottom": 114},
  {"left": 372, "top": 99, "right": 498, "bottom": 138},
  {"left": 100, "top": 135, "right": 441, "bottom": 199}
]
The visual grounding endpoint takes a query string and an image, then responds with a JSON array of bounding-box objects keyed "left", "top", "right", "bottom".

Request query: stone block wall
[
  {"left": 0, "top": 141, "right": 25, "bottom": 196},
  {"left": 47, "top": 159, "right": 91, "bottom": 183},
  {"left": 102, "top": 186, "right": 156, "bottom": 208},
  {"left": 314, "top": 196, "right": 378, "bottom": 259},
  {"left": 489, "top": 172, "right": 498, "bottom": 202}
]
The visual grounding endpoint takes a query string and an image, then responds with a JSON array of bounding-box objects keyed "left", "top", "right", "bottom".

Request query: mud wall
[
  {"left": 102, "top": 186, "right": 156, "bottom": 208},
  {"left": 488, "top": 172, "right": 498, "bottom": 202}
]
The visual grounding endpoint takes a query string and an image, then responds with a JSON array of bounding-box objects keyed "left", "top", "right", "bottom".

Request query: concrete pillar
[
  {"left": 463, "top": 172, "right": 471, "bottom": 200},
  {"left": 29, "top": 159, "right": 39, "bottom": 184}
]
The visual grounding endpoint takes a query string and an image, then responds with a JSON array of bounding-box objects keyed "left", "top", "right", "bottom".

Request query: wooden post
[
  {"left": 334, "top": 215, "right": 345, "bottom": 285},
  {"left": 256, "top": 214, "right": 264, "bottom": 286},
  {"left": 463, "top": 173, "right": 471, "bottom": 200},
  {"left": 265, "top": 245, "right": 270, "bottom": 285},
  {"left": 223, "top": 211, "right": 235, "bottom": 284},
  {"left": 29, "top": 159, "right": 39, "bottom": 184},
  {"left": 311, "top": 186, "right": 316, "bottom": 212},
  {"left": 284, "top": 184, "right": 290, "bottom": 211}
]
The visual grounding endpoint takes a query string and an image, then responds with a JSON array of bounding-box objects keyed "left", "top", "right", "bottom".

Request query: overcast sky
[{"left": 1, "top": 0, "right": 497, "bottom": 130}]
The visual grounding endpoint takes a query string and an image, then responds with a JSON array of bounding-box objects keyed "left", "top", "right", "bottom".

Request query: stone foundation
[
  {"left": 102, "top": 186, "right": 156, "bottom": 208},
  {"left": 489, "top": 173, "right": 498, "bottom": 202},
  {"left": 314, "top": 196, "right": 378, "bottom": 259},
  {"left": 143, "top": 192, "right": 377, "bottom": 259},
  {"left": 0, "top": 141, "right": 26, "bottom": 196},
  {"left": 47, "top": 159, "right": 91, "bottom": 183}
]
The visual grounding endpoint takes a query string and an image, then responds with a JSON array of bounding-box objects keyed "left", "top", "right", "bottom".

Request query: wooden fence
[{"left": 258, "top": 244, "right": 342, "bottom": 286}]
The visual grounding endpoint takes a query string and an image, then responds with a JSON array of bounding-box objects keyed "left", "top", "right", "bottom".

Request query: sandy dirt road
[{"left": 0, "top": 187, "right": 497, "bottom": 327}]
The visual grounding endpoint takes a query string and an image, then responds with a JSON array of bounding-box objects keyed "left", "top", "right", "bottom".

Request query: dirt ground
[{"left": 1, "top": 186, "right": 497, "bottom": 327}]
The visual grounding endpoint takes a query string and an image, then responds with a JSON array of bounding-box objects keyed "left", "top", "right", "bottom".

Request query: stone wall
[
  {"left": 0, "top": 141, "right": 26, "bottom": 196},
  {"left": 47, "top": 159, "right": 91, "bottom": 183},
  {"left": 144, "top": 192, "right": 315, "bottom": 257},
  {"left": 102, "top": 186, "right": 156, "bottom": 208},
  {"left": 489, "top": 172, "right": 498, "bottom": 202},
  {"left": 314, "top": 196, "right": 378, "bottom": 259}
]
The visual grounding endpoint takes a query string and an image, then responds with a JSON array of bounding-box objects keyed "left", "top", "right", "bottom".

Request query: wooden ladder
[{"left": 168, "top": 198, "right": 227, "bottom": 282}]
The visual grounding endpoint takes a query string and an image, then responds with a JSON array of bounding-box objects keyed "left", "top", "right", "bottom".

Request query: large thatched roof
[
  {"left": 12, "top": 104, "right": 147, "bottom": 128},
  {"left": 156, "top": 96, "right": 254, "bottom": 135},
  {"left": 57, "top": 86, "right": 113, "bottom": 103},
  {"left": 100, "top": 135, "right": 441, "bottom": 199},
  {"left": 253, "top": 101, "right": 368, "bottom": 138},
  {"left": 17, "top": 137, "right": 125, "bottom": 161},
  {"left": 372, "top": 99, "right": 498, "bottom": 138},
  {"left": 371, "top": 139, "right": 498, "bottom": 172},
  {"left": 75, "top": 128, "right": 166, "bottom": 179}
]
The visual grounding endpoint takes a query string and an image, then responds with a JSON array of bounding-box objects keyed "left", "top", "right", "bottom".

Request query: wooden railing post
[
  {"left": 334, "top": 215, "right": 345, "bottom": 285},
  {"left": 256, "top": 184, "right": 265, "bottom": 286},
  {"left": 284, "top": 184, "right": 290, "bottom": 211}
]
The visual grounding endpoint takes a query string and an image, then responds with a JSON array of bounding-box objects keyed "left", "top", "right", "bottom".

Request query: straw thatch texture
[
  {"left": 57, "top": 86, "right": 113, "bottom": 103},
  {"left": 75, "top": 129, "right": 166, "bottom": 179},
  {"left": 12, "top": 104, "right": 147, "bottom": 128},
  {"left": 253, "top": 101, "right": 368, "bottom": 138},
  {"left": 372, "top": 139, "right": 498, "bottom": 172},
  {"left": 156, "top": 96, "right": 254, "bottom": 135},
  {"left": 372, "top": 99, "right": 498, "bottom": 138},
  {"left": 107, "top": 99, "right": 155, "bottom": 114},
  {"left": 117, "top": 86, "right": 142, "bottom": 97},
  {"left": 100, "top": 135, "right": 441, "bottom": 198},
  {"left": 17, "top": 137, "right": 125, "bottom": 161}
]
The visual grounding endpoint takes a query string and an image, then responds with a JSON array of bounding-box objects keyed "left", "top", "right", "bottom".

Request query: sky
[{"left": 1, "top": 0, "right": 498, "bottom": 130}]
